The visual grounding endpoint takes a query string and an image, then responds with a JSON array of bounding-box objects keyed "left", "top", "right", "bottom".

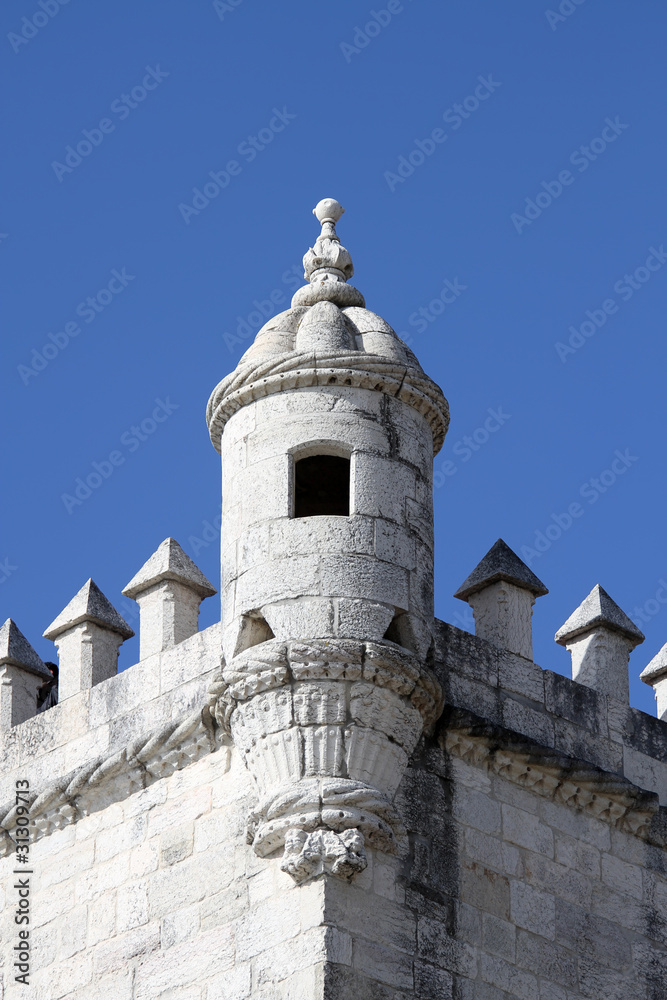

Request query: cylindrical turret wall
[{"left": 219, "top": 383, "right": 435, "bottom": 663}]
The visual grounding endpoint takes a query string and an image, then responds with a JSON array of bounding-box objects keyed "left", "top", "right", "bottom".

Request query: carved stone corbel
[{"left": 208, "top": 637, "right": 443, "bottom": 883}]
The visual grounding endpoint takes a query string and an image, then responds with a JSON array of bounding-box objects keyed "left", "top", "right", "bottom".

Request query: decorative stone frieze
[
  {"left": 442, "top": 707, "right": 662, "bottom": 842},
  {"left": 208, "top": 637, "right": 443, "bottom": 883}
]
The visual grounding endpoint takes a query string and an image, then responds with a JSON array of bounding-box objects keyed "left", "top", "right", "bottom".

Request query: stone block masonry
[{"left": 2, "top": 198, "right": 666, "bottom": 997}]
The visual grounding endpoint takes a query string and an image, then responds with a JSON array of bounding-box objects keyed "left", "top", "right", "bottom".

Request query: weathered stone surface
[
  {"left": 641, "top": 641, "right": 667, "bottom": 720},
  {"left": 2, "top": 198, "right": 666, "bottom": 1000},
  {"left": 455, "top": 539, "right": 549, "bottom": 602},
  {"left": 44, "top": 579, "right": 134, "bottom": 641}
]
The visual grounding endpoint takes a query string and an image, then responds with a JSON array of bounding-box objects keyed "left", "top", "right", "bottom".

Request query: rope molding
[
  {"left": 441, "top": 708, "right": 666, "bottom": 846},
  {"left": 0, "top": 705, "right": 223, "bottom": 857}
]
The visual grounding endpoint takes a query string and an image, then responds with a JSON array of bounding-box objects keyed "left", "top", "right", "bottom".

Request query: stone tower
[
  {"left": 206, "top": 199, "right": 449, "bottom": 881},
  {"left": 1, "top": 198, "right": 666, "bottom": 1000}
]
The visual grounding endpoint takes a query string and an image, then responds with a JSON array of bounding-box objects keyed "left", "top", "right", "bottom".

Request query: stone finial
[
  {"left": 640, "top": 642, "right": 667, "bottom": 720},
  {"left": 0, "top": 619, "right": 51, "bottom": 728},
  {"left": 44, "top": 580, "right": 134, "bottom": 701},
  {"left": 123, "top": 538, "right": 216, "bottom": 660},
  {"left": 292, "top": 198, "right": 364, "bottom": 309},
  {"left": 454, "top": 539, "right": 548, "bottom": 659},
  {"left": 555, "top": 584, "right": 644, "bottom": 702}
]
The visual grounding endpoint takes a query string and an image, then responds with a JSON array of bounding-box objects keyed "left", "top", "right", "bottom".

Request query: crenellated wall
[
  {"left": 1, "top": 607, "right": 666, "bottom": 999},
  {"left": 2, "top": 198, "right": 666, "bottom": 997}
]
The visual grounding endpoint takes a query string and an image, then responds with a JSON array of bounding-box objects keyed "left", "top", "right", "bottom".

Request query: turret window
[{"left": 293, "top": 454, "right": 350, "bottom": 518}]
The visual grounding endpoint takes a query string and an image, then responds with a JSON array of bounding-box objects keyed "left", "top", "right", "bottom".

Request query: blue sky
[{"left": 3, "top": 0, "right": 666, "bottom": 715}]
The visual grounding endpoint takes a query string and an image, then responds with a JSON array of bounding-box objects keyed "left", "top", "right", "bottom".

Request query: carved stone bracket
[{"left": 207, "top": 637, "right": 443, "bottom": 883}]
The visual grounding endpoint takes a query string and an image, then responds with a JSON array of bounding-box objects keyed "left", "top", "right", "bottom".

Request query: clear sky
[{"left": 3, "top": 0, "right": 666, "bottom": 715}]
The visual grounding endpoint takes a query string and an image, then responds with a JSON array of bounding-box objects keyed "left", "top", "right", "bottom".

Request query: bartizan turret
[{"left": 206, "top": 199, "right": 448, "bottom": 881}]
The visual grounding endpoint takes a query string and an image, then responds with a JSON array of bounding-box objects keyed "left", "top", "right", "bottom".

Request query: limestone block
[
  {"left": 54, "top": 624, "right": 125, "bottom": 702},
  {"left": 336, "top": 598, "right": 395, "bottom": 641},
  {"left": 59, "top": 904, "right": 88, "bottom": 959},
  {"left": 263, "top": 597, "right": 336, "bottom": 640},
  {"left": 468, "top": 582, "right": 536, "bottom": 660},
  {"left": 233, "top": 556, "right": 319, "bottom": 617},
  {"left": 317, "top": 554, "right": 409, "bottom": 609},
  {"left": 268, "top": 515, "right": 375, "bottom": 561},
  {"left": 375, "top": 520, "right": 416, "bottom": 570},
  {"left": 245, "top": 399, "right": 391, "bottom": 464},
  {"left": 222, "top": 400, "right": 256, "bottom": 446},
  {"left": 253, "top": 383, "right": 355, "bottom": 418},
  {"left": 88, "top": 655, "right": 160, "bottom": 728},
  {"left": 207, "top": 963, "right": 252, "bottom": 1000},
  {"left": 236, "top": 520, "right": 271, "bottom": 574},
  {"left": 352, "top": 453, "right": 416, "bottom": 522},
  {"left": 231, "top": 454, "right": 292, "bottom": 526}
]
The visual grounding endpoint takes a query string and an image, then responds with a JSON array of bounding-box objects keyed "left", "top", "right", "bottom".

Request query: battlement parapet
[
  {"left": 0, "top": 621, "right": 221, "bottom": 807},
  {"left": 434, "top": 620, "right": 667, "bottom": 814}
]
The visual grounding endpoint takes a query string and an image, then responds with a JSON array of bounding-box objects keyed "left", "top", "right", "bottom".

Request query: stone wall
[{"left": 1, "top": 619, "right": 666, "bottom": 999}]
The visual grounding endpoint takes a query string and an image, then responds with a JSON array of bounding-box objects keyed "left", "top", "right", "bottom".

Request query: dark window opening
[
  {"left": 382, "top": 611, "right": 416, "bottom": 653},
  {"left": 233, "top": 613, "right": 275, "bottom": 656},
  {"left": 383, "top": 616, "right": 404, "bottom": 646},
  {"left": 294, "top": 454, "right": 350, "bottom": 518}
]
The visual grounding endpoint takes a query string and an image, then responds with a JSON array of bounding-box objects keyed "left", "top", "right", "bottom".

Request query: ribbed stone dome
[{"left": 207, "top": 199, "right": 450, "bottom": 455}]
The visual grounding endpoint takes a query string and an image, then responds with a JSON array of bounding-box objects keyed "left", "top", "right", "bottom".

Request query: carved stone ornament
[{"left": 207, "top": 637, "right": 443, "bottom": 883}]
